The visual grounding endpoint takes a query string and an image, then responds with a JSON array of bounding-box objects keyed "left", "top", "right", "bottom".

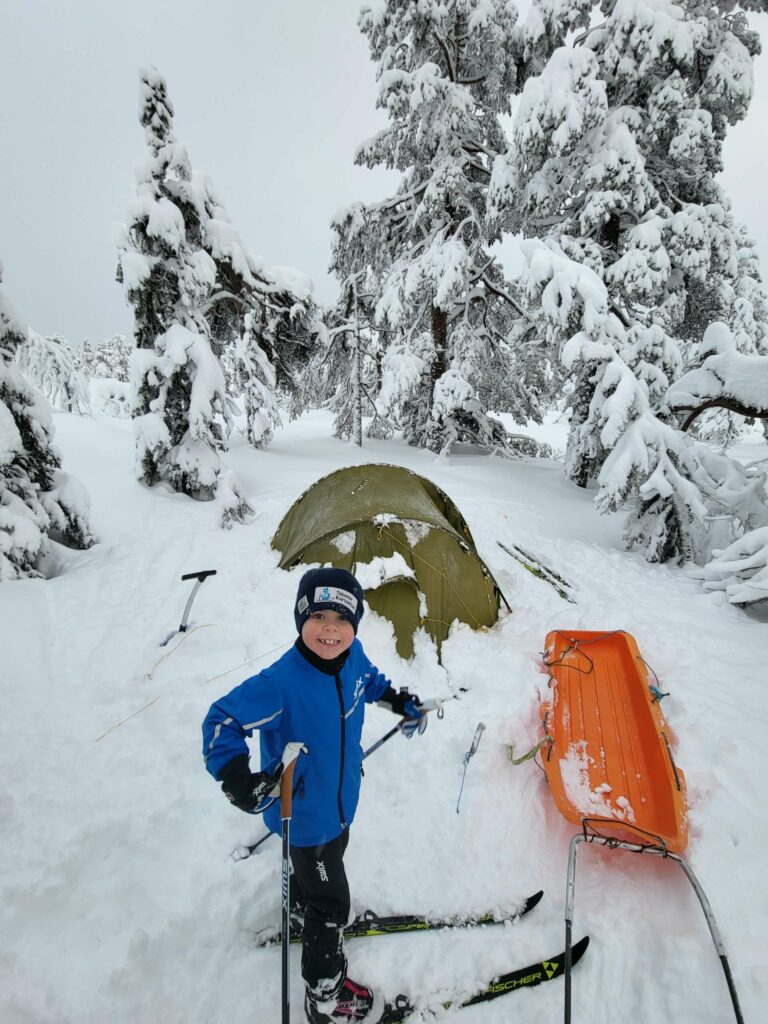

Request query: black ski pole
[
  {"left": 280, "top": 743, "right": 307, "bottom": 1024},
  {"left": 362, "top": 720, "right": 406, "bottom": 759}
]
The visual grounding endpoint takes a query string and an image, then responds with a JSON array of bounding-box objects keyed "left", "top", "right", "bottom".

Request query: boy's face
[{"left": 301, "top": 610, "right": 355, "bottom": 660}]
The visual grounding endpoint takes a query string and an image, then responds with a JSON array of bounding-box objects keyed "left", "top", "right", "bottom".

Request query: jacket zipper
[{"left": 334, "top": 672, "right": 347, "bottom": 829}]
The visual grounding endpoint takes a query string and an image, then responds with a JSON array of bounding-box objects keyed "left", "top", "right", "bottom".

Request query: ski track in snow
[{"left": 1, "top": 409, "right": 766, "bottom": 1024}]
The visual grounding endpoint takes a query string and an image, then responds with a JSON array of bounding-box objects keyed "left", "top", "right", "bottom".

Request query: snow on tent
[{"left": 272, "top": 464, "right": 508, "bottom": 659}]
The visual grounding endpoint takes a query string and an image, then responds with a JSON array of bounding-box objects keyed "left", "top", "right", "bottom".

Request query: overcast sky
[{"left": 1, "top": 1, "right": 766, "bottom": 344}]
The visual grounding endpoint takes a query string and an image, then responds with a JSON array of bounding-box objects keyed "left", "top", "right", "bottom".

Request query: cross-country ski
[
  {"left": 377, "top": 936, "right": 590, "bottom": 1023},
  {"left": 255, "top": 891, "right": 544, "bottom": 946}
]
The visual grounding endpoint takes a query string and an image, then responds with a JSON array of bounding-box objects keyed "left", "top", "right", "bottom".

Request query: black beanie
[{"left": 294, "top": 567, "right": 365, "bottom": 634}]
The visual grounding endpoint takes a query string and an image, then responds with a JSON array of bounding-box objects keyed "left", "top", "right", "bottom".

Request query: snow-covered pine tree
[
  {"left": 115, "top": 67, "right": 231, "bottom": 501},
  {"left": 331, "top": 0, "right": 546, "bottom": 456},
  {"left": 489, "top": 0, "right": 767, "bottom": 558},
  {"left": 0, "top": 262, "right": 93, "bottom": 579},
  {"left": 16, "top": 332, "right": 90, "bottom": 414}
]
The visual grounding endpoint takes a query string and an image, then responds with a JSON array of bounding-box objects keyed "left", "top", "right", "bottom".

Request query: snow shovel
[
  {"left": 159, "top": 569, "right": 217, "bottom": 646},
  {"left": 279, "top": 741, "right": 308, "bottom": 1024}
]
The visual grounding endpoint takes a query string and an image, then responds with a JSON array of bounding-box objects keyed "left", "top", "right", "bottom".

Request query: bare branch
[
  {"left": 678, "top": 398, "right": 768, "bottom": 432},
  {"left": 434, "top": 30, "right": 457, "bottom": 81},
  {"left": 481, "top": 274, "right": 535, "bottom": 323}
]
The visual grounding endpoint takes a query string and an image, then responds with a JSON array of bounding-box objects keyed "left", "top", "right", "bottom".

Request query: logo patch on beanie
[
  {"left": 297, "top": 596, "right": 309, "bottom": 614},
  {"left": 314, "top": 586, "right": 358, "bottom": 615}
]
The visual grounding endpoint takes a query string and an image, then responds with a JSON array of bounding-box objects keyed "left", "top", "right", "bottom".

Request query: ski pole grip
[
  {"left": 280, "top": 761, "right": 298, "bottom": 820},
  {"left": 181, "top": 569, "right": 217, "bottom": 582},
  {"left": 279, "top": 742, "right": 308, "bottom": 821}
]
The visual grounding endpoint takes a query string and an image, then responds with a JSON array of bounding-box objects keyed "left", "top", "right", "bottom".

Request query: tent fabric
[{"left": 272, "top": 464, "right": 507, "bottom": 659}]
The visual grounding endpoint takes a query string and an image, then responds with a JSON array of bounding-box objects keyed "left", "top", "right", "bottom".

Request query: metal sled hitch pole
[
  {"left": 159, "top": 569, "right": 217, "bottom": 646},
  {"left": 564, "top": 819, "right": 744, "bottom": 1024}
]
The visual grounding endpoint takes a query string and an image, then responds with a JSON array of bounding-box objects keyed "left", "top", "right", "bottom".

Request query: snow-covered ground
[{"left": 1, "top": 410, "right": 766, "bottom": 1024}]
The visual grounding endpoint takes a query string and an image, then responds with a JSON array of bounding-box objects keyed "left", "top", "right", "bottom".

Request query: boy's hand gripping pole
[
  {"left": 362, "top": 697, "right": 445, "bottom": 758},
  {"left": 280, "top": 742, "right": 308, "bottom": 1024}
]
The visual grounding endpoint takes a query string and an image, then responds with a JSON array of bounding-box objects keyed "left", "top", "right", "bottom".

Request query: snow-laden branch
[
  {"left": 667, "top": 322, "right": 768, "bottom": 430},
  {"left": 691, "top": 526, "right": 768, "bottom": 606}
]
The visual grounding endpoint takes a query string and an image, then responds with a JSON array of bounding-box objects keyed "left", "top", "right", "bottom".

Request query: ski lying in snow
[
  {"left": 497, "top": 540, "right": 576, "bottom": 603},
  {"left": 378, "top": 935, "right": 590, "bottom": 1023},
  {"left": 255, "top": 890, "right": 543, "bottom": 947}
]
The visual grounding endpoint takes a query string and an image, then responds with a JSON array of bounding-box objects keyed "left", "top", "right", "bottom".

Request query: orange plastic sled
[{"left": 540, "top": 629, "right": 688, "bottom": 853}]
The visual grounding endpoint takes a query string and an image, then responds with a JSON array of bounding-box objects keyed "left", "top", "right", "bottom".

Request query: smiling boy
[{"left": 202, "top": 567, "right": 425, "bottom": 1024}]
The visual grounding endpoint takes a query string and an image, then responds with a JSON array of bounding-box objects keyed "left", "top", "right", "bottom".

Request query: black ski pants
[{"left": 290, "top": 828, "right": 350, "bottom": 995}]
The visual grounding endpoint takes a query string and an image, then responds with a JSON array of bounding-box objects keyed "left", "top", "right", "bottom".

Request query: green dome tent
[{"left": 272, "top": 464, "right": 509, "bottom": 659}]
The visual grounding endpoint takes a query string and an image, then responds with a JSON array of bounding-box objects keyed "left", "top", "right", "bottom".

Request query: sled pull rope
[
  {"left": 545, "top": 631, "right": 628, "bottom": 676},
  {"left": 637, "top": 655, "right": 670, "bottom": 701}
]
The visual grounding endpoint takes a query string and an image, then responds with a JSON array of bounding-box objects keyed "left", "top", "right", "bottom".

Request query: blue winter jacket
[{"left": 202, "top": 639, "right": 391, "bottom": 846}]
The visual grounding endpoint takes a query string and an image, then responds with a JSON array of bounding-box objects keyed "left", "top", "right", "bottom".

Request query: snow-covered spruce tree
[
  {"left": 74, "top": 334, "right": 132, "bottom": 382},
  {"left": 115, "top": 67, "right": 234, "bottom": 502},
  {"left": 16, "top": 332, "right": 90, "bottom": 414},
  {"left": 201, "top": 179, "right": 316, "bottom": 398},
  {"left": 488, "top": 0, "right": 767, "bottom": 556},
  {"left": 234, "top": 311, "right": 282, "bottom": 448},
  {"left": 296, "top": 273, "right": 393, "bottom": 445},
  {"left": 331, "top": 0, "right": 547, "bottom": 456},
  {"left": 0, "top": 263, "right": 93, "bottom": 579},
  {"left": 522, "top": 242, "right": 767, "bottom": 561}
]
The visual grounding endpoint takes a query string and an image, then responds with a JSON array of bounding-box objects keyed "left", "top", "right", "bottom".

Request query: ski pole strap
[
  {"left": 464, "top": 722, "right": 486, "bottom": 763},
  {"left": 506, "top": 734, "right": 553, "bottom": 766},
  {"left": 456, "top": 722, "right": 486, "bottom": 814}
]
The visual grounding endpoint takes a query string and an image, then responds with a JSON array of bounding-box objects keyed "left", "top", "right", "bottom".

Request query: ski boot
[{"left": 304, "top": 976, "right": 384, "bottom": 1024}]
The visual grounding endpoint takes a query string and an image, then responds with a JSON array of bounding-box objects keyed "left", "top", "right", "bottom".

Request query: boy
[{"left": 202, "top": 567, "right": 425, "bottom": 1024}]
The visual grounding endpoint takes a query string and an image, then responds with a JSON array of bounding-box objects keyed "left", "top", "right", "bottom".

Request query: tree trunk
[
  {"left": 352, "top": 277, "right": 363, "bottom": 447},
  {"left": 429, "top": 302, "right": 448, "bottom": 402}
]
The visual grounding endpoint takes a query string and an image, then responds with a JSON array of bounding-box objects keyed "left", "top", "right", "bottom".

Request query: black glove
[
  {"left": 219, "top": 754, "right": 282, "bottom": 813},
  {"left": 378, "top": 686, "right": 427, "bottom": 738}
]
